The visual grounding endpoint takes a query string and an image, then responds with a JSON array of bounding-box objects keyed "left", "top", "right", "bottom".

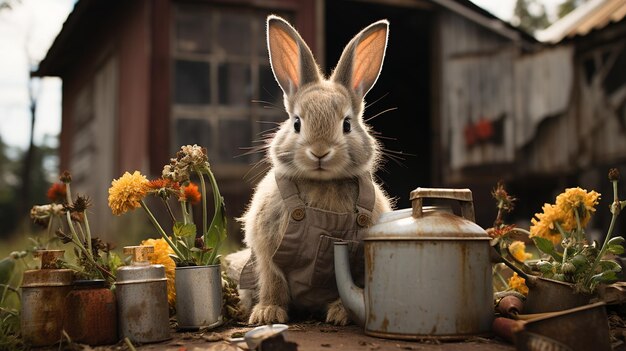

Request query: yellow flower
[
  {"left": 530, "top": 203, "right": 563, "bottom": 245},
  {"left": 555, "top": 187, "right": 600, "bottom": 232},
  {"left": 508, "top": 272, "right": 528, "bottom": 295},
  {"left": 108, "top": 171, "right": 149, "bottom": 215},
  {"left": 509, "top": 241, "right": 532, "bottom": 262},
  {"left": 142, "top": 238, "right": 176, "bottom": 307}
]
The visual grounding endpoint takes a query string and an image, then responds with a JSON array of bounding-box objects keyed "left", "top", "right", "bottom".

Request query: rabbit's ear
[
  {"left": 331, "top": 20, "right": 389, "bottom": 98},
  {"left": 267, "top": 15, "right": 320, "bottom": 96}
]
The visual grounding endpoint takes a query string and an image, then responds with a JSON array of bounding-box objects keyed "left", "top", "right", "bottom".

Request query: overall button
[
  {"left": 357, "top": 213, "right": 371, "bottom": 227},
  {"left": 291, "top": 208, "right": 305, "bottom": 221}
]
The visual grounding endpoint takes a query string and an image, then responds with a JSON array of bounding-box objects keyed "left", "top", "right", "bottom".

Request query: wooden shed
[{"left": 35, "top": 0, "right": 537, "bottom": 238}]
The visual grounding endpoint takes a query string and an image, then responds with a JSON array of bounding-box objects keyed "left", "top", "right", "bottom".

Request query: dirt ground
[{"left": 124, "top": 322, "right": 514, "bottom": 351}]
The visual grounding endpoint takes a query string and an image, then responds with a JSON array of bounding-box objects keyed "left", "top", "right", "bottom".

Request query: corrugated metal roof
[{"left": 536, "top": 0, "right": 626, "bottom": 43}]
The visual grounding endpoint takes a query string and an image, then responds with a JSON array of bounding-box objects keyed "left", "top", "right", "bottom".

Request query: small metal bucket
[{"left": 175, "top": 265, "right": 222, "bottom": 329}]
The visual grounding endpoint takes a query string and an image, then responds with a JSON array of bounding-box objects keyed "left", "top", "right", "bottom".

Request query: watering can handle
[{"left": 409, "top": 188, "right": 475, "bottom": 222}]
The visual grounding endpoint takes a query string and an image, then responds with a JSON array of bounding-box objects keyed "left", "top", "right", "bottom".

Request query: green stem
[
  {"left": 140, "top": 200, "right": 186, "bottom": 260},
  {"left": 124, "top": 337, "right": 137, "bottom": 351},
  {"left": 197, "top": 170, "right": 208, "bottom": 242},
  {"left": 83, "top": 211, "right": 93, "bottom": 254},
  {"left": 554, "top": 222, "right": 569, "bottom": 263},
  {"left": 76, "top": 220, "right": 87, "bottom": 246},
  {"left": 495, "top": 268, "right": 509, "bottom": 289},
  {"left": 585, "top": 180, "right": 620, "bottom": 286},
  {"left": 66, "top": 211, "right": 92, "bottom": 261},
  {"left": 163, "top": 199, "right": 177, "bottom": 225},
  {"left": 0, "top": 268, "right": 16, "bottom": 305},
  {"left": 181, "top": 201, "right": 189, "bottom": 225},
  {"left": 574, "top": 209, "right": 583, "bottom": 243}
]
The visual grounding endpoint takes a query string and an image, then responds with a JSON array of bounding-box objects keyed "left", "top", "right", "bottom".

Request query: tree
[{"left": 513, "top": 0, "right": 551, "bottom": 34}]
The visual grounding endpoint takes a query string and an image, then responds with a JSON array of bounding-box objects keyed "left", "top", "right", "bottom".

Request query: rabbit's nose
[{"left": 308, "top": 149, "right": 331, "bottom": 161}]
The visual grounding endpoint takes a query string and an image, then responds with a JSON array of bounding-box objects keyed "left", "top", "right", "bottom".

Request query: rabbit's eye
[
  {"left": 293, "top": 116, "right": 301, "bottom": 133},
  {"left": 343, "top": 118, "right": 351, "bottom": 134}
]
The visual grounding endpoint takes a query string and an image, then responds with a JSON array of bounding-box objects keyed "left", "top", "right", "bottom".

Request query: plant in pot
[
  {"left": 108, "top": 144, "right": 227, "bottom": 329},
  {"left": 28, "top": 171, "right": 121, "bottom": 346},
  {"left": 489, "top": 170, "right": 625, "bottom": 313}
]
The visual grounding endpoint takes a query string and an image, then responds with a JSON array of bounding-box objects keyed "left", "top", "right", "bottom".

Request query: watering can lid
[{"left": 366, "top": 207, "right": 490, "bottom": 241}]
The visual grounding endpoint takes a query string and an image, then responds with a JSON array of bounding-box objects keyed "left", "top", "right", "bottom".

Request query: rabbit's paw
[
  {"left": 248, "top": 304, "right": 288, "bottom": 325},
  {"left": 325, "top": 299, "right": 350, "bottom": 326}
]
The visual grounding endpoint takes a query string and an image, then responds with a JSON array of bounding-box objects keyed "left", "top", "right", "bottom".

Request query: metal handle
[{"left": 409, "top": 188, "right": 475, "bottom": 222}]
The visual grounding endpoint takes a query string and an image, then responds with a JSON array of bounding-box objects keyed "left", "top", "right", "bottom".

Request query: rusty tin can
[
  {"left": 335, "top": 188, "right": 493, "bottom": 340},
  {"left": 64, "top": 279, "right": 118, "bottom": 345},
  {"left": 115, "top": 246, "right": 170, "bottom": 343},
  {"left": 20, "top": 250, "right": 73, "bottom": 347}
]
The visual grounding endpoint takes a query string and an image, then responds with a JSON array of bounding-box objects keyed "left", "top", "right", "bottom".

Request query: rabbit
[{"left": 236, "top": 15, "right": 393, "bottom": 326}]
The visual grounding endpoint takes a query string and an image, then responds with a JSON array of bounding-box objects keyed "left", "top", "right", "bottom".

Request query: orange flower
[
  {"left": 181, "top": 182, "right": 201, "bottom": 205},
  {"left": 146, "top": 178, "right": 180, "bottom": 191},
  {"left": 47, "top": 183, "right": 67, "bottom": 203},
  {"left": 508, "top": 272, "right": 528, "bottom": 296}
]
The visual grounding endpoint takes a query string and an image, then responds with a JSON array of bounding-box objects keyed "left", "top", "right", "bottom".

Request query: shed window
[{"left": 172, "top": 5, "right": 289, "bottom": 172}]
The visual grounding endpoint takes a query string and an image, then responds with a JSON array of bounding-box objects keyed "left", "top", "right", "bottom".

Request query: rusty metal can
[
  {"left": 64, "top": 279, "right": 118, "bottom": 345},
  {"left": 115, "top": 246, "right": 170, "bottom": 343},
  {"left": 20, "top": 250, "right": 73, "bottom": 347}
]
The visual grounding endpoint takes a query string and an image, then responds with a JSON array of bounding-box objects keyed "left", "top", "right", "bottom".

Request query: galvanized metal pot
[
  {"left": 20, "top": 250, "right": 73, "bottom": 347},
  {"left": 115, "top": 246, "right": 170, "bottom": 343},
  {"left": 524, "top": 276, "right": 591, "bottom": 314},
  {"left": 334, "top": 188, "right": 493, "bottom": 340},
  {"left": 64, "top": 279, "right": 118, "bottom": 345},
  {"left": 513, "top": 302, "right": 610, "bottom": 351},
  {"left": 175, "top": 264, "right": 222, "bottom": 329}
]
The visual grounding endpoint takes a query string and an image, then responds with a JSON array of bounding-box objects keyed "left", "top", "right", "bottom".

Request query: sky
[
  {"left": 0, "top": 0, "right": 566, "bottom": 152},
  {"left": 0, "top": 0, "right": 74, "bottom": 151}
]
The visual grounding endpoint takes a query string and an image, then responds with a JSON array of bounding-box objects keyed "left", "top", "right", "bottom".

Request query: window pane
[
  {"left": 219, "top": 119, "right": 251, "bottom": 163},
  {"left": 175, "top": 118, "right": 212, "bottom": 150},
  {"left": 176, "top": 10, "right": 212, "bottom": 53},
  {"left": 175, "top": 60, "right": 211, "bottom": 104},
  {"left": 218, "top": 12, "right": 250, "bottom": 56},
  {"left": 259, "top": 65, "right": 283, "bottom": 106},
  {"left": 218, "top": 63, "right": 251, "bottom": 106}
]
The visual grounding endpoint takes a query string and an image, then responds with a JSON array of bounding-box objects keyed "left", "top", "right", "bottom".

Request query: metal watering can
[{"left": 334, "top": 188, "right": 493, "bottom": 340}]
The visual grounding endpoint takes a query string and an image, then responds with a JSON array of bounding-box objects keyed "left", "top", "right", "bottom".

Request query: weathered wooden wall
[{"left": 438, "top": 10, "right": 518, "bottom": 183}]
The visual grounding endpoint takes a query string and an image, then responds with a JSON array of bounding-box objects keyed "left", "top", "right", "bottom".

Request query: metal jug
[
  {"left": 20, "top": 250, "right": 73, "bottom": 347},
  {"left": 115, "top": 246, "right": 170, "bottom": 343},
  {"left": 334, "top": 188, "right": 493, "bottom": 340}
]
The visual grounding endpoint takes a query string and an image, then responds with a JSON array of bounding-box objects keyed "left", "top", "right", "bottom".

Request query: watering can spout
[{"left": 333, "top": 242, "right": 365, "bottom": 326}]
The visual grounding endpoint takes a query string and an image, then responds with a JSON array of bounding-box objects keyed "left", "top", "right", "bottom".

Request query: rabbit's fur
[{"left": 238, "top": 15, "right": 393, "bottom": 325}]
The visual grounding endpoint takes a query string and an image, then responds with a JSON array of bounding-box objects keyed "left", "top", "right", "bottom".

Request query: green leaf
[
  {"left": 168, "top": 254, "right": 182, "bottom": 265},
  {"left": 608, "top": 236, "right": 625, "bottom": 246},
  {"left": 173, "top": 222, "right": 197, "bottom": 238},
  {"left": 536, "top": 260, "right": 553, "bottom": 273},
  {"left": 532, "top": 237, "right": 563, "bottom": 261},
  {"left": 0, "top": 256, "right": 16, "bottom": 286},
  {"left": 599, "top": 260, "right": 622, "bottom": 272},
  {"left": 607, "top": 244, "right": 625, "bottom": 255},
  {"left": 591, "top": 270, "right": 619, "bottom": 284},
  {"left": 570, "top": 254, "right": 589, "bottom": 269}
]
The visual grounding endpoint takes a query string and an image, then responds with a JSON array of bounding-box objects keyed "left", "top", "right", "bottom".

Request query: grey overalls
[{"left": 240, "top": 174, "right": 376, "bottom": 310}]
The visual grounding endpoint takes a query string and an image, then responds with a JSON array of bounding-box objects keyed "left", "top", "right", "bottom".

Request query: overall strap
[
  {"left": 355, "top": 174, "right": 376, "bottom": 227},
  {"left": 275, "top": 173, "right": 307, "bottom": 221}
]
